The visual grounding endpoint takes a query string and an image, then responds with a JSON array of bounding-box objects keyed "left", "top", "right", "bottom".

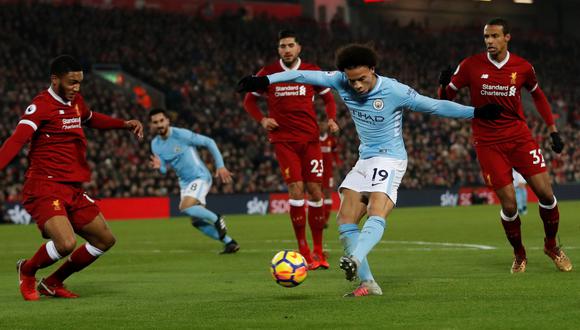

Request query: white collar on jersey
[
  {"left": 487, "top": 51, "right": 510, "bottom": 69},
  {"left": 319, "top": 133, "right": 328, "bottom": 141},
  {"left": 48, "top": 86, "right": 72, "bottom": 106},
  {"left": 280, "top": 57, "right": 302, "bottom": 71},
  {"left": 369, "top": 74, "right": 382, "bottom": 94}
]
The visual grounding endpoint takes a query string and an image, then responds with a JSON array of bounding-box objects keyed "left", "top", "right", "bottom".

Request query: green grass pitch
[{"left": 1, "top": 201, "right": 579, "bottom": 329}]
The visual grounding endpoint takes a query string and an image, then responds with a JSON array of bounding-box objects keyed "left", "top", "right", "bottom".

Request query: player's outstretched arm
[
  {"left": 237, "top": 70, "right": 340, "bottom": 93},
  {"left": 0, "top": 124, "right": 34, "bottom": 171},
  {"left": 85, "top": 112, "right": 143, "bottom": 140},
  {"left": 189, "top": 132, "right": 229, "bottom": 176},
  {"left": 124, "top": 119, "right": 144, "bottom": 140},
  {"left": 411, "top": 92, "right": 502, "bottom": 120},
  {"left": 215, "top": 167, "right": 233, "bottom": 184}
]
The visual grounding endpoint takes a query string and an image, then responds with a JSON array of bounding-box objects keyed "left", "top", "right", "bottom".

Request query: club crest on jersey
[
  {"left": 372, "top": 99, "right": 384, "bottom": 111},
  {"left": 52, "top": 200, "right": 62, "bottom": 211},
  {"left": 510, "top": 72, "right": 517, "bottom": 85},
  {"left": 174, "top": 146, "right": 181, "bottom": 153},
  {"left": 25, "top": 104, "right": 37, "bottom": 115},
  {"left": 75, "top": 104, "right": 81, "bottom": 116}
]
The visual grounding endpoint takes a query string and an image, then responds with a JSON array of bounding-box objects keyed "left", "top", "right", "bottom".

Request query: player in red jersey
[
  {"left": 0, "top": 55, "right": 143, "bottom": 300},
  {"left": 243, "top": 30, "right": 338, "bottom": 270},
  {"left": 438, "top": 18, "right": 572, "bottom": 273},
  {"left": 319, "top": 120, "right": 341, "bottom": 225}
]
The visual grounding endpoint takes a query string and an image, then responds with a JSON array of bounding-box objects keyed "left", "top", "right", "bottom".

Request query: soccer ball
[{"left": 270, "top": 250, "right": 308, "bottom": 288}]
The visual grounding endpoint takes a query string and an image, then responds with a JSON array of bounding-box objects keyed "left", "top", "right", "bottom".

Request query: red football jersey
[
  {"left": 450, "top": 52, "right": 538, "bottom": 145},
  {"left": 253, "top": 58, "right": 331, "bottom": 143},
  {"left": 320, "top": 132, "right": 338, "bottom": 172},
  {"left": 18, "top": 88, "right": 92, "bottom": 182}
]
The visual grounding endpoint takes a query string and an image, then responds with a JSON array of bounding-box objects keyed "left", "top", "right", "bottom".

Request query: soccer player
[
  {"left": 0, "top": 55, "right": 144, "bottom": 301},
  {"left": 148, "top": 109, "right": 239, "bottom": 254},
  {"left": 243, "top": 30, "right": 338, "bottom": 270},
  {"left": 319, "top": 120, "right": 341, "bottom": 225},
  {"left": 238, "top": 44, "right": 502, "bottom": 296},
  {"left": 513, "top": 169, "right": 528, "bottom": 216},
  {"left": 438, "top": 18, "right": 572, "bottom": 273}
]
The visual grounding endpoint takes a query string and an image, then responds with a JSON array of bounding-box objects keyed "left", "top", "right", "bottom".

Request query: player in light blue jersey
[
  {"left": 512, "top": 169, "right": 528, "bottom": 215},
  {"left": 238, "top": 44, "right": 502, "bottom": 297},
  {"left": 148, "top": 109, "right": 239, "bottom": 254}
]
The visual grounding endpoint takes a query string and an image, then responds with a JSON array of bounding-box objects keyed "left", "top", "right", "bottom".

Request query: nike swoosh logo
[
  {"left": 39, "top": 282, "right": 55, "bottom": 295},
  {"left": 371, "top": 182, "right": 384, "bottom": 186}
]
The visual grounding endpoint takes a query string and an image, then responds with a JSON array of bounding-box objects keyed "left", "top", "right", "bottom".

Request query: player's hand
[
  {"left": 474, "top": 104, "right": 502, "bottom": 120},
  {"left": 328, "top": 118, "right": 339, "bottom": 133},
  {"left": 439, "top": 66, "right": 453, "bottom": 86},
  {"left": 149, "top": 155, "right": 161, "bottom": 170},
  {"left": 260, "top": 117, "right": 279, "bottom": 131},
  {"left": 125, "top": 120, "right": 144, "bottom": 140},
  {"left": 550, "top": 132, "right": 564, "bottom": 153},
  {"left": 215, "top": 167, "right": 233, "bottom": 184},
  {"left": 236, "top": 75, "right": 270, "bottom": 93}
]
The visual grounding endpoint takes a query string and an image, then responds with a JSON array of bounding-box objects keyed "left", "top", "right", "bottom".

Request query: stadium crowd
[{"left": 0, "top": 3, "right": 578, "bottom": 202}]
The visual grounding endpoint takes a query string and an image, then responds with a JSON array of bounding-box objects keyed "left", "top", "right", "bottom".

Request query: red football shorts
[
  {"left": 22, "top": 179, "right": 100, "bottom": 234},
  {"left": 475, "top": 137, "right": 547, "bottom": 190},
  {"left": 273, "top": 141, "right": 323, "bottom": 184}
]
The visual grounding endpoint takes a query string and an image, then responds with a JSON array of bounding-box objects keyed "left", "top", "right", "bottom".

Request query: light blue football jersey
[
  {"left": 151, "top": 127, "right": 225, "bottom": 188},
  {"left": 267, "top": 70, "right": 474, "bottom": 160}
]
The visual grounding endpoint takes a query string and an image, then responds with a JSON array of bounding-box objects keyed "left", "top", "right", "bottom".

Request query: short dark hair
[
  {"left": 335, "top": 44, "right": 378, "bottom": 71},
  {"left": 278, "top": 29, "right": 299, "bottom": 43},
  {"left": 50, "top": 55, "right": 82, "bottom": 76},
  {"left": 148, "top": 108, "right": 168, "bottom": 119},
  {"left": 486, "top": 17, "right": 510, "bottom": 35}
]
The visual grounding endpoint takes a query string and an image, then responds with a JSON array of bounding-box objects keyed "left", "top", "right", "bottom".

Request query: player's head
[
  {"left": 335, "top": 44, "right": 378, "bottom": 94},
  {"left": 149, "top": 108, "right": 170, "bottom": 136},
  {"left": 278, "top": 29, "right": 301, "bottom": 67},
  {"left": 484, "top": 18, "right": 511, "bottom": 58},
  {"left": 50, "top": 55, "right": 83, "bottom": 102}
]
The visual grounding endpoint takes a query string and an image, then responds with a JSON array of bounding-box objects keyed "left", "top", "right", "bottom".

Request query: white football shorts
[
  {"left": 181, "top": 179, "right": 211, "bottom": 205},
  {"left": 339, "top": 157, "right": 407, "bottom": 204}
]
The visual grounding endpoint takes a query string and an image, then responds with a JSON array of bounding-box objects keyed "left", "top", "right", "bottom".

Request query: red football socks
[
  {"left": 22, "top": 243, "right": 59, "bottom": 276},
  {"left": 539, "top": 203, "right": 560, "bottom": 250},
  {"left": 289, "top": 202, "right": 311, "bottom": 259},
  {"left": 45, "top": 244, "right": 99, "bottom": 285},
  {"left": 307, "top": 201, "right": 326, "bottom": 256},
  {"left": 501, "top": 216, "right": 525, "bottom": 257}
]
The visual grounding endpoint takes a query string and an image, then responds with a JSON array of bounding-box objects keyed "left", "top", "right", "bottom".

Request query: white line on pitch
[{"left": 266, "top": 239, "right": 497, "bottom": 250}]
